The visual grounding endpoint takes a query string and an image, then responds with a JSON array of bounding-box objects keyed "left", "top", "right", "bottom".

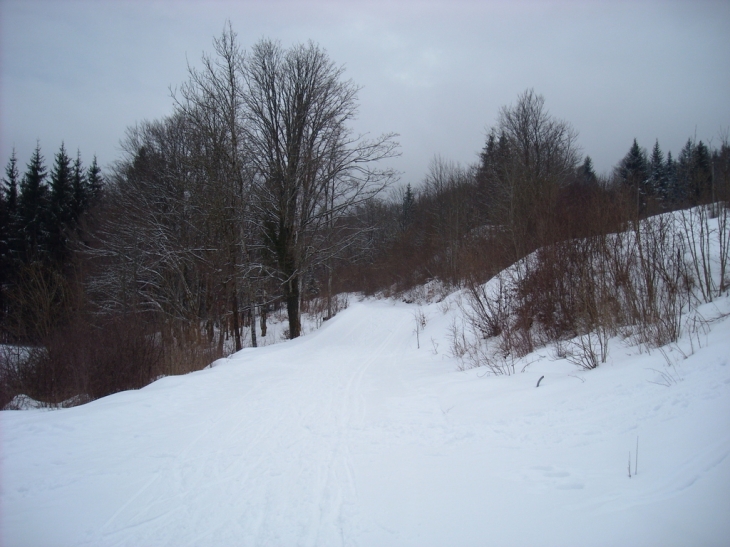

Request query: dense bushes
[
  {"left": 453, "top": 203, "right": 729, "bottom": 373},
  {"left": 0, "top": 313, "right": 164, "bottom": 408}
]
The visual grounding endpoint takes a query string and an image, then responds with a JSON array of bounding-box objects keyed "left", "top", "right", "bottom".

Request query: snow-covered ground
[{"left": 2, "top": 286, "right": 729, "bottom": 546}]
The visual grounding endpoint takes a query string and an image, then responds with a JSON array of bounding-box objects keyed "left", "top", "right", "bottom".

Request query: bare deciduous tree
[
  {"left": 174, "top": 22, "right": 254, "bottom": 350},
  {"left": 241, "top": 39, "right": 399, "bottom": 338},
  {"left": 484, "top": 89, "right": 580, "bottom": 259}
]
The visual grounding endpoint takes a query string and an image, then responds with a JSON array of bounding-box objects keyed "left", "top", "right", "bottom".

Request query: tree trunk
[
  {"left": 260, "top": 292, "right": 268, "bottom": 337},
  {"left": 285, "top": 276, "right": 301, "bottom": 338},
  {"left": 250, "top": 300, "right": 257, "bottom": 348},
  {"left": 327, "top": 261, "right": 332, "bottom": 319},
  {"left": 232, "top": 291, "right": 242, "bottom": 351}
]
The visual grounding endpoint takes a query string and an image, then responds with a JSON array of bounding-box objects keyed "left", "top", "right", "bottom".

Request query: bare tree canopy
[
  {"left": 481, "top": 89, "right": 581, "bottom": 257},
  {"left": 92, "top": 28, "right": 399, "bottom": 343},
  {"left": 497, "top": 89, "right": 580, "bottom": 183},
  {"left": 241, "top": 38, "right": 399, "bottom": 337}
]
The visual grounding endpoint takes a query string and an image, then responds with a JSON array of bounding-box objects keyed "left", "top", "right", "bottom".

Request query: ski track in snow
[
  {"left": 2, "top": 299, "right": 730, "bottom": 546},
  {"left": 77, "top": 303, "right": 413, "bottom": 547}
]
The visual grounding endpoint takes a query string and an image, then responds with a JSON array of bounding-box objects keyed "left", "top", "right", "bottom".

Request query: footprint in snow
[{"left": 528, "top": 465, "right": 585, "bottom": 490}]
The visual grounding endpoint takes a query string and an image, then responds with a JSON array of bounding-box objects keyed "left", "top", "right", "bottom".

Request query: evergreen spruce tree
[
  {"left": 581, "top": 155, "right": 598, "bottom": 184},
  {"left": 713, "top": 142, "right": 730, "bottom": 204},
  {"left": 86, "top": 155, "right": 103, "bottom": 205},
  {"left": 649, "top": 140, "right": 667, "bottom": 204},
  {"left": 1, "top": 149, "right": 21, "bottom": 272},
  {"left": 617, "top": 138, "right": 650, "bottom": 214},
  {"left": 476, "top": 132, "right": 498, "bottom": 224},
  {"left": 675, "top": 139, "right": 694, "bottom": 206},
  {"left": 3, "top": 149, "right": 20, "bottom": 219},
  {"left": 401, "top": 183, "right": 415, "bottom": 232},
  {"left": 665, "top": 150, "right": 678, "bottom": 206},
  {"left": 48, "top": 142, "right": 74, "bottom": 262},
  {"left": 691, "top": 141, "right": 711, "bottom": 203},
  {"left": 476, "top": 130, "right": 511, "bottom": 224},
  {"left": 71, "top": 150, "right": 87, "bottom": 223},
  {"left": 0, "top": 177, "right": 6, "bottom": 322},
  {"left": 18, "top": 142, "right": 49, "bottom": 260},
  {"left": 0, "top": 169, "right": 7, "bottom": 277},
  {"left": 479, "top": 130, "right": 511, "bottom": 181},
  {"left": 477, "top": 132, "right": 498, "bottom": 181},
  {"left": 496, "top": 131, "right": 511, "bottom": 175}
]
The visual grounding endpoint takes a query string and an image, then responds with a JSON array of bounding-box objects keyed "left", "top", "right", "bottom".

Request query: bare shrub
[
  {"left": 45, "top": 313, "right": 165, "bottom": 401},
  {"left": 458, "top": 204, "right": 716, "bottom": 372},
  {"left": 622, "top": 214, "right": 689, "bottom": 347},
  {"left": 3, "top": 262, "right": 75, "bottom": 344},
  {"left": 0, "top": 313, "right": 169, "bottom": 408},
  {"left": 678, "top": 205, "right": 716, "bottom": 303},
  {"left": 0, "top": 345, "right": 44, "bottom": 408},
  {"left": 413, "top": 307, "right": 427, "bottom": 349},
  {"left": 300, "top": 293, "right": 349, "bottom": 329},
  {"left": 0, "top": 335, "right": 87, "bottom": 408},
  {"left": 448, "top": 317, "right": 515, "bottom": 375},
  {"left": 448, "top": 319, "right": 468, "bottom": 363},
  {"left": 499, "top": 318, "right": 535, "bottom": 360},
  {"left": 564, "top": 328, "right": 609, "bottom": 370},
  {"left": 464, "top": 273, "right": 512, "bottom": 339},
  {"left": 158, "top": 328, "right": 219, "bottom": 377},
  {"left": 718, "top": 202, "right": 730, "bottom": 294}
]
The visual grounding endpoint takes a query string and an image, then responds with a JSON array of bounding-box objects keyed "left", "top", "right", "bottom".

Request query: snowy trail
[
  {"left": 2, "top": 302, "right": 418, "bottom": 546},
  {"left": 2, "top": 298, "right": 730, "bottom": 546}
]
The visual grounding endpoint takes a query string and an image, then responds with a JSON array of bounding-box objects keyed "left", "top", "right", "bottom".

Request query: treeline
[
  {"left": 338, "top": 90, "right": 728, "bottom": 375},
  {"left": 341, "top": 90, "right": 729, "bottom": 298},
  {"left": 0, "top": 143, "right": 112, "bottom": 407},
  {"left": 0, "top": 143, "right": 102, "bottom": 342}
]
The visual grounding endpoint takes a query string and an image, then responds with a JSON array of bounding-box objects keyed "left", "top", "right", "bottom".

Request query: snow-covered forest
[{"left": 1, "top": 24, "right": 730, "bottom": 546}]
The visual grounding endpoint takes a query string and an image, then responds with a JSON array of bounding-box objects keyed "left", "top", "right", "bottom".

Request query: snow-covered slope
[{"left": 2, "top": 294, "right": 730, "bottom": 546}]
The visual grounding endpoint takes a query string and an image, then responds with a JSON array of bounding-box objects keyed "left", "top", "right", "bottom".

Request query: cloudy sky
[{"left": 1, "top": 0, "right": 729, "bottom": 187}]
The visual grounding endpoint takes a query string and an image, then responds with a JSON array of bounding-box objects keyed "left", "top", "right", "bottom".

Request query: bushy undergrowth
[
  {"left": 0, "top": 309, "right": 246, "bottom": 409},
  {"left": 0, "top": 293, "right": 351, "bottom": 409},
  {"left": 453, "top": 204, "right": 730, "bottom": 373},
  {"left": 1, "top": 313, "right": 166, "bottom": 408}
]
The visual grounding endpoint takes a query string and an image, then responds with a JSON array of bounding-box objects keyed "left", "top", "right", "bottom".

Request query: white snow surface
[{"left": 2, "top": 295, "right": 730, "bottom": 546}]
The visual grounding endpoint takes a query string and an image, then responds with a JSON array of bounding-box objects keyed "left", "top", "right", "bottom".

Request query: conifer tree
[
  {"left": 0, "top": 178, "right": 6, "bottom": 321},
  {"left": 665, "top": 150, "right": 678, "bottom": 205},
  {"left": 71, "top": 150, "right": 87, "bottom": 223},
  {"left": 49, "top": 142, "right": 74, "bottom": 262},
  {"left": 617, "top": 138, "right": 650, "bottom": 214},
  {"left": 86, "top": 155, "right": 103, "bottom": 205},
  {"left": 0, "top": 170, "right": 7, "bottom": 269},
  {"left": 618, "top": 139, "right": 649, "bottom": 188},
  {"left": 476, "top": 129, "right": 512, "bottom": 225},
  {"left": 581, "top": 156, "right": 598, "bottom": 184},
  {"left": 675, "top": 139, "right": 695, "bottom": 206},
  {"left": 477, "top": 132, "right": 498, "bottom": 182},
  {"left": 1, "top": 149, "right": 21, "bottom": 275},
  {"left": 690, "top": 141, "right": 711, "bottom": 203},
  {"left": 18, "top": 142, "right": 49, "bottom": 259},
  {"left": 713, "top": 141, "right": 730, "bottom": 204},
  {"left": 649, "top": 140, "right": 667, "bottom": 203},
  {"left": 401, "top": 183, "right": 415, "bottom": 232},
  {"left": 3, "top": 149, "right": 20, "bottom": 219}
]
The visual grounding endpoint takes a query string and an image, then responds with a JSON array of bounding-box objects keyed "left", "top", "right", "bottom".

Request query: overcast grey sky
[{"left": 1, "top": 0, "right": 729, "bottom": 187}]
